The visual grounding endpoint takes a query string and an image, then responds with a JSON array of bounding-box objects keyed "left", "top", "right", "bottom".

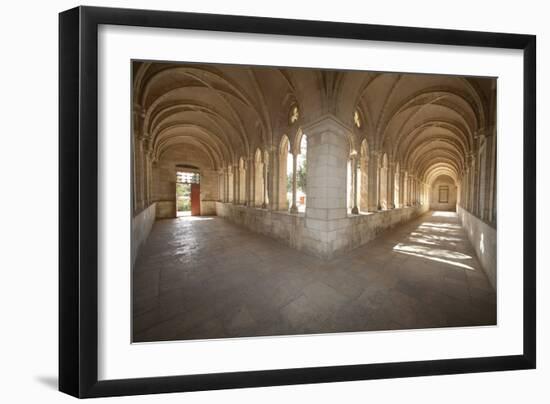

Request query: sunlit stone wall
[{"left": 457, "top": 206, "right": 497, "bottom": 289}]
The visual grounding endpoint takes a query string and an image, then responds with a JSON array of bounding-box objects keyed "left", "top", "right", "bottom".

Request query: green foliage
[
  {"left": 176, "top": 183, "right": 191, "bottom": 211},
  {"left": 297, "top": 160, "right": 307, "bottom": 192},
  {"left": 286, "top": 160, "right": 307, "bottom": 193}
]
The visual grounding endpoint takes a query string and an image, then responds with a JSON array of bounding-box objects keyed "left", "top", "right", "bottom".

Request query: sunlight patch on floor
[
  {"left": 176, "top": 215, "right": 215, "bottom": 221},
  {"left": 432, "top": 211, "right": 457, "bottom": 218},
  {"left": 393, "top": 242, "right": 475, "bottom": 270}
]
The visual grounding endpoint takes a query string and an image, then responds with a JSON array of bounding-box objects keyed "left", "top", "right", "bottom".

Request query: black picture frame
[{"left": 59, "top": 5, "right": 536, "bottom": 398}]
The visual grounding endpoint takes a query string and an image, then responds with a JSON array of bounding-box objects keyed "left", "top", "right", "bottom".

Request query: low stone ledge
[{"left": 215, "top": 202, "right": 429, "bottom": 260}]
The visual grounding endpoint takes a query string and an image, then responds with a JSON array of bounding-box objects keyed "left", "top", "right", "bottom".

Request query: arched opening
[
  {"left": 278, "top": 135, "right": 290, "bottom": 211},
  {"left": 429, "top": 174, "right": 458, "bottom": 211},
  {"left": 254, "top": 148, "right": 264, "bottom": 207},
  {"left": 296, "top": 133, "right": 307, "bottom": 212},
  {"left": 380, "top": 153, "right": 388, "bottom": 210}
]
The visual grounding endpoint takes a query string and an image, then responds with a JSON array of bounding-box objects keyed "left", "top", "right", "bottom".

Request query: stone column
[
  {"left": 225, "top": 168, "right": 229, "bottom": 203},
  {"left": 302, "top": 116, "right": 349, "bottom": 258},
  {"left": 367, "top": 151, "right": 379, "bottom": 212},
  {"left": 469, "top": 154, "right": 475, "bottom": 212},
  {"left": 377, "top": 158, "right": 383, "bottom": 210},
  {"left": 463, "top": 167, "right": 470, "bottom": 210},
  {"left": 387, "top": 161, "right": 395, "bottom": 209},
  {"left": 246, "top": 158, "right": 253, "bottom": 206},
  {"left": 262, "top": 153, "right": 268, "bottom": 209},
  {"left": 359, "top": 155, "right": 368, "bottom": 212},
  {"left": 412, "top": 176, "right": 417, "bottom": 205},
  {"left": 268, "top": 147, "right": 277, "bottom": 210},
  {"left": 399, "top": 169, "right": 406, "bottom": 208},
  {"left": 233, "top": 164, "right": 239, "bottom": 204},
  {"left": 221, "top": 168, "right": 226, "bottom": 202},
  {"left": 351, "top": 156, "right": 359, "bottom": 214},
  {"left": 289, "top": 153, "right": 298, "bottom": 213}
]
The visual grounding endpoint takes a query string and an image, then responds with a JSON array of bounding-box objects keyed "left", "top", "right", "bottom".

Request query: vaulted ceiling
[{"left": 133, "top": 61, "right": 495, "bottom": 184}]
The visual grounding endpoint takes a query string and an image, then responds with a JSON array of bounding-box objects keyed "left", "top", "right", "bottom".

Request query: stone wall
[
  {"left": 429, "top": 175, "right": 457, "bottom": 211},
  {"left": 215, "top": 202, "right": 305, "bottom": 251},
  {"left": 131, "top": 202, "right": 156, "bottom": 265},
  {"left": 199, "top": 168, "right": 219, "bottom": 215},
  {"left": 216, "top": 202, "right": 428, "bottom": 259},
  {"left": 457, "top": 205, "right": 497, "bottom": 289},
  {"left": 347, "top": 205, "right": 429, "bottom": 251},
  {"left": 155, "top": 200, "right": 175, "bottom": 219}
]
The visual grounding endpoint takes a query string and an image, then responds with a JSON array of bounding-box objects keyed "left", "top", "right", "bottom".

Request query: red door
[{"left": 190, "top": 183, "right": 201, "bottom": 216}]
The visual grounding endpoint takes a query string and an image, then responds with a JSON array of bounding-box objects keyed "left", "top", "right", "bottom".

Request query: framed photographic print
[{"left": 59, "top": 6, "right": 536, "bottom": 398}]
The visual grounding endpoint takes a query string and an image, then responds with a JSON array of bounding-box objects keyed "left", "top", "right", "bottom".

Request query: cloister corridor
[{"left": 133, "top": 211, "right": 496, "bottom": 342}]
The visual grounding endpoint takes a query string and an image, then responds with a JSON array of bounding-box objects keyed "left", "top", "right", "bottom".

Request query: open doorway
[{"left": 176, "top": 170, "right": 200, "bottom": 217}]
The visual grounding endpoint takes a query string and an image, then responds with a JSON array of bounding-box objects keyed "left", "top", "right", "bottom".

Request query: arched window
[
  {"left": 296, "top": 133, "right": 307, "bottom": 212},
  {"left": 380, "top": 153, "right": 388, "bottom": 210},
  {"left": 279, "top": 135, "right": 290, "bottom": 211}
]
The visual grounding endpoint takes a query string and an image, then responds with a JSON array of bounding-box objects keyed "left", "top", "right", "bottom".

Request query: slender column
[
  {"left": 233, "top": 164, "right": 239, "bottom": 204},
  {"left": 245, "top": 158, "right": 252, "bottom": 206},
  {"left": 367, "top": 152, "right": 380, "bottom": 211},
  {"left": 377, "top": 153, "right": 383, "bottom": 210},
  {"left": 290, "top": 153, "right": 298, "bottom": 213},
  {"left": 411, "top": 177, "right": 414, "bottom": 205},
  {"left": 387, "top": 161, "right": 395, "bottom": 209},
  {"left": 145, "top": 149, "right": 153, "bottom": 207},
  {"left": 464, "top": 167, "right": 470, "bottom": 210},
  {"left": 268, "top": 147, "right": 277, "bottom": 210},
  {"left": 401, "top": 171, "right": 407, "bottom": 206},
  {"left": 222, "top": 169, "right": 225, "bottom": 202},
  {"left": 359, "top": 155, "right": 368, "bottom": 212},
  {"left": 397, "top": 170, "right": 405, "bottom": 208},
  {"left": 226, "top": 168, "right": 230, "bottom": 203},
  {"left": 412, "top": 176, "right": 417, "bottom": 205},
  {"left": 262, "top": 154, "right": 268, "bottom": 209},
  {"left": 351, "top": 156, "right": 359, "bottom": 214}
]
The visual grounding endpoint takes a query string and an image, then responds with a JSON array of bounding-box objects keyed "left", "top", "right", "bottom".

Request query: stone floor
[{"left": 133, "top": 211, "right": 496, "bottom": 342}]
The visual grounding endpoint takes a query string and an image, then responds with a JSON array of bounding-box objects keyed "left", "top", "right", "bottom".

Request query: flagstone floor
[{"left": 133, "top": 211, "right": 496, "bottom": 342}]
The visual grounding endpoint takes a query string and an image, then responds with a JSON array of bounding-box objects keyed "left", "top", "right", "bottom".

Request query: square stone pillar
[{"left": 302, "top": 116, "right": 351, "bottom": 258}]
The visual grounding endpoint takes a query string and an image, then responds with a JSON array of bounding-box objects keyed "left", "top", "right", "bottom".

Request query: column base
[
  {"left": 289, "top": 205, "right": 298, "bottom": 214},
  {"left": 351, "top": 206, "right": 359, "bottom": 214},
  {"left": 261, "top": 202, "right": 267, "bottom": 209}
]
